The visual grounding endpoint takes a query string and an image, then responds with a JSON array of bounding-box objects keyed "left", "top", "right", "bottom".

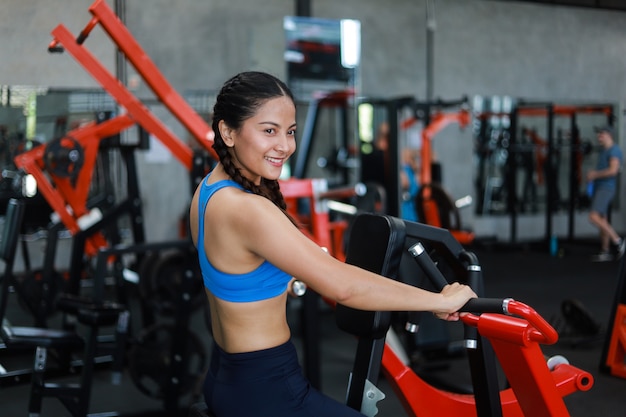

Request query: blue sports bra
[{"left": 196, "top": 175, "right": 292, "bottom": 302}]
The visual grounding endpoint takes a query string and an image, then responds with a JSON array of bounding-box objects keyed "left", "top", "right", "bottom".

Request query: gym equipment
[
  {"left": 292, "top": 89, "right": 356, "bottom": 186},
  {"left": 43, "top": 136, "right": 85, "bottom": 183},
  {"left": 0, "top": 198, "right": 129, "bottom": 417},
  {"left": 550, "top": 298, "right": 602, "bottom": 347},
  {"left": 89, "top": 239, "right": 208, "bottom": 413},
  {"left": 13, "top": 267, "right": 64, "bottom": 320},
  {"left": 402, "top": 98, "right": 474, "bottom": 245},
  {"left": 128, "top": 322, "right": 206, "bottom": 400},
  {"left": 600, "top": 249, "right": 626, "bottom": 379},
  {"left": 474, "top": 101, "right": 613, "bottom": 246},
  {"left": 338, "top": 213, "right": 593, "bottom": 417},
  {"left": 12, "top": 124, "right": 146, "bottom": 329},
  {"left": 138, "top": 249, "right": 205, "bottom": 317},
  {"left": 358, "top": 96, "right": 474, "bottom": 243}
]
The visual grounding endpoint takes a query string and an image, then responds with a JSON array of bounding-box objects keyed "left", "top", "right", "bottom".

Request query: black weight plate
[{"left": 127, "top": 323, "right": 207, "bottom": 399}]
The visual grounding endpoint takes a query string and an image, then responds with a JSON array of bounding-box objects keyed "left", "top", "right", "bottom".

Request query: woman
[{"left": 189, "top": 71, "right": 476, "bottom": 416}]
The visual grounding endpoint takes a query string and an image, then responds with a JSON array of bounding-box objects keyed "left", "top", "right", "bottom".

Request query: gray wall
[{"left": 2, "top": 0, "right": 626, "bottom": 242}]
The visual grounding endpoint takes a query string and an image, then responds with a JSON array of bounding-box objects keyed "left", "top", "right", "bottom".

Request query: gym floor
[{"left": 1, "top": 239, "right": 625, "bottom": 416}]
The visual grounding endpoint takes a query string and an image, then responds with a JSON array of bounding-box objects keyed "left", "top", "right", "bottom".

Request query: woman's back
[{"left": 189, "top": 173, "right": 292, "bottom": 353}]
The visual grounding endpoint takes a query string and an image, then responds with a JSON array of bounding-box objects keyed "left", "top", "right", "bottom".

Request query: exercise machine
[
  {"left": 357, "top": 96, "right": 474, "bottom": 244},
  {"left": 401, "top": 98, "right": 474, "bottom": 245},
  {"left": 600, "top": 249, "right": 626, "bottom": 379},
  {"left": 474, "top": 101, "right": 613, "bottom": 246},
  {"left": 1, "top": 197, "right": 129, "bottom": 417},
  {"left": 338, "top": 213, "right": 593, "bottom": 417}
]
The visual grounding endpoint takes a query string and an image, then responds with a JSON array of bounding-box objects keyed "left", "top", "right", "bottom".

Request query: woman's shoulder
[{"left": 209, "top": 183, "right": 275, "bottom": 214}]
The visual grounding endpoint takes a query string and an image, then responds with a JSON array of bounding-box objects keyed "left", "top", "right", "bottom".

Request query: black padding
[
  {"left": 336, "top": 214, "right": 406, "bottom": 339},
  {"left": 0, "top": 198, "right": 25, "bottom": 262},
  {"left": 1, "top": 325, "right": 83, "bottom": 349}
]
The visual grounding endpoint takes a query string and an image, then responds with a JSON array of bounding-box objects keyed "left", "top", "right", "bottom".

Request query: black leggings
[{"left": 204, "top": 340, "right": 365, "bottom": 417}]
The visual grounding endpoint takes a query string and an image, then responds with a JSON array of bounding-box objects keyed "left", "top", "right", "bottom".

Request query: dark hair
[{"left": 212, "top": 71, "right": 295, "bottom": 214}]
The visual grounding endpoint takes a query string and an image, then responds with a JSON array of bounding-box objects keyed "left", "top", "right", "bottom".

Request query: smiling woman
[{"left": 188, "top": 71, "right": 475, "bottom": 417}]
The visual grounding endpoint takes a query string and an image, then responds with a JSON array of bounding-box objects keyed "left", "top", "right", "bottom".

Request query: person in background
[
  {"left": 189, "top": 71, "right": 477, "bottom": 417},
  {"left": 587, "top": 125, "right": 625, "bottom": 262},
  {"left": 400, "top": 147, "right": 420, "bottom": 221}
]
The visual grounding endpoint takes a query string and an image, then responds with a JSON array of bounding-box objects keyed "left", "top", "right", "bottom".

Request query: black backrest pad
[{"left": 336, "top": 213, "right": 406, "bottom": 339}]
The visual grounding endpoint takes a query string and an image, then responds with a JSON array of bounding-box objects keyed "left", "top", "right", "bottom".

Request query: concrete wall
[{"left": 2, "top": 0, "right": 626, "bottom": 242}]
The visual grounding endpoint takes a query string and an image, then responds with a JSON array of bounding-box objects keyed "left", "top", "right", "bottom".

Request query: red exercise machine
[
  {"left": 401, "top": 101, "right": 474, "bottom": 245},
  {"left": 338, "top": 213, "right": 593, "bottom": 417}
]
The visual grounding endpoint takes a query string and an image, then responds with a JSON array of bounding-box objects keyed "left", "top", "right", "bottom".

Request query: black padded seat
[{"left": 1, "top": 325, "right": 84, "bottom": 349}]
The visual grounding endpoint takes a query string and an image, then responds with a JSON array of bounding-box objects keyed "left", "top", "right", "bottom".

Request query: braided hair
[{"left": 212, "top": 71, "right": 295, "bottom": 219}]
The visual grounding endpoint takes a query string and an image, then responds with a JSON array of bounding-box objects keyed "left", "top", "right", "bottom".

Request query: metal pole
[
  {"left": 426, "top": 0, "right": 436, "bottom": 101},
  {"left": 114, "top": 0, "right": 127, "bottom": 86},
  {"left": 295, "top": 0, "right": 311, "bottom": 16}
]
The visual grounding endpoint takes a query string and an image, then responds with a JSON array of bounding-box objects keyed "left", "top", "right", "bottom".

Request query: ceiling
[{"left": 492, "top": 0, "right": 626, "bottom": 12}]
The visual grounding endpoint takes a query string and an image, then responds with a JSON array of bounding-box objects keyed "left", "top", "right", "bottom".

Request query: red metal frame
[
  {"left": 403, "top": 109, "right": 474, "bottom": 244},
  {"left": 382, "top": 300, "right": 593, "bottom": 417},
  {"left": 48, "top": 0, "right": 217, "bottom": 169},
  {"left": 13, "top": 115, "right": 135, "bottom": 255},
  {"left": 281, "top": 178, "right": 358, "bottom": 261},
  {"left": 604, "top": 303, "right": 626, "bottom": 379}
]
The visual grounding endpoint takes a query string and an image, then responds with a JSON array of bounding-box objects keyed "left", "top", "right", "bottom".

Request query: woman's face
[{"left": 223, "top": 96, "right": 297, "bottom": 185}]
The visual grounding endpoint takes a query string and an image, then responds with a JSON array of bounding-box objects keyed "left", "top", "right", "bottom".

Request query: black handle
[
  {"left": 408, "top": 242, "right": 448, "bottom": 290},
  {"left": 461, "top": 298, "right": 509, "bottom": 314},
  {"left": 408, "top": 242, "right": 511, "bottom": 314}
]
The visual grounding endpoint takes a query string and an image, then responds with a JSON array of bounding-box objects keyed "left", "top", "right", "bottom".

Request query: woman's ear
[{"left": 218, "top": 120, "right": 235, "bottom": 147}]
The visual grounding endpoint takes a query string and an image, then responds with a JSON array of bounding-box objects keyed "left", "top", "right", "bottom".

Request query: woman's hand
[{"left": 433, "top": 282, "right": 477, "bottom": 321}]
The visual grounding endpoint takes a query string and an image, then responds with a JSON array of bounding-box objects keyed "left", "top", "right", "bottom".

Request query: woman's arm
[{"left": 235, "top": 193, "right": 475, "bottom": 317}]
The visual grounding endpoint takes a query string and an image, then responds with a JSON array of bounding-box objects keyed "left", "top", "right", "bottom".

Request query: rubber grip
[
  {"left": 462, "top": 298, "right": 507, "bottom": 314},
  {"left": 408, "top": 242, "right": 448, "bottom": 290}
]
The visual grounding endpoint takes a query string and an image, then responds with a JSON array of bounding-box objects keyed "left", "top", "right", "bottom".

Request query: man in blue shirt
[{"left": 587, "top": 125, "right": 625, "bottom": 262}]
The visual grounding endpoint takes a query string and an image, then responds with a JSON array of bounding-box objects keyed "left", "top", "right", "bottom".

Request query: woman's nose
[{"left": 275, "top": 134, "right": 291, "bottom": 151}]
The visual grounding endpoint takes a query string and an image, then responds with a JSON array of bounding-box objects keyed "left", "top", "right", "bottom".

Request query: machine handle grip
[
  {"left": 48, "top": 39, "right": 64, "bottom": 53},
  {"left": 408, "top": 242, "right": 448, "bottom": 290},
  {"left": 408, "top": 243, "right": 558, "bottom": 344},
  {"left": 461, "top": 298, "right": 510, "bottom": 314}
]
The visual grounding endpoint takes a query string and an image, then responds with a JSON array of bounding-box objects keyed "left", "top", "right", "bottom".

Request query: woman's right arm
[{"left": 234, "top": 193, "right": 476, "bottom": 317}]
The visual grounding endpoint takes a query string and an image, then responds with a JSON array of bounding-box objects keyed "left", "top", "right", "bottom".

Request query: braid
[{"left": 263, "top": 178, "right": 287, "bottom": 211}]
